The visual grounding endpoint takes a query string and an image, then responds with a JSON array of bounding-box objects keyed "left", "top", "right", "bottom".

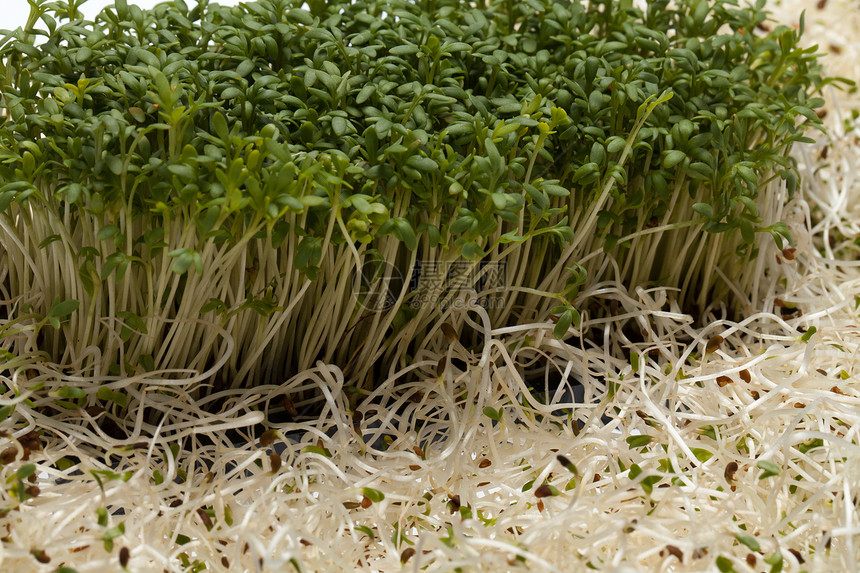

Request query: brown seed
[
  {"left": 746, "top": 553, "right": 757, "bottom": 567},
  {"left": 300, "top": 539, "right": 312, "bottom": 546},
  {"left": 360, "top": 495, "right": 372, "bottom": 509},
  {"left": 706, "top": 335, "right": 724, "bottom": 354},
  {"left": 259, "top": 429, "right": 279, "bottom": 448},
  {"left": 477, "top": 481, "right": 490, "bottom": 487},
  {"left": 400, "top": 547, "right": 416, "bottom": 564},
  {"left": 120, "top": 546, "right": 130, "bottom": 567},
  {"left": 221, "top": 557, "right": 229, "bottom": 567},
  {"left": 269, "top": 452, "right": 282, "bottom": 473},
  {"left": 782, "top": 248, "right": 796, "bottom": 261},
  {"left": 283, "top": 396, "right": 298, "bottom": 417},
  {"left": 33, "top": 549, "right": 50, "bottom": 564},
  {"left": 169, "top": 499, "right": 183, "bottom": 508},
  {"left": 409, "top": 465, "right": 421, "bottom": 471},
  {"left": 788, "top": 548, "right": 804, "bottom": 563},
  {"left": 725, "top": 461, "right": 739, "bottom": 482},
  {"left": 20, "top": 431, "right": 42, "bottom": 451},
  {"left": 534, "top": 484, "right": 554, "bottom": 498},
  {"left": 342, "top": 501, "right": 360, "bottom": 509},
  {"left": 447, "top": 494, "right": 461, "bottom": 513},
  {"left": 197, "top": 508, "right": 213, "bottom": 530},
  {"left": 85, "top": 405, "right": 106, "bottom": 417},
  {"left": 556, "top": 454, "right": 577, "bottom": 473},
  {"left": 831, "top": 386, "right": 846, "bottom": 395},
  {"left": 412, "top": 445, "right": 425, "bottom": 458},
  {"left": 478, "top": 459, "right": 491, "bottom": 468},
  {"left": 352, "top": 410, "right": 363, "bottom": 425},
  {"left": 774, "top": 298, "right": 786, "bottom": 308},
  {"left": 536, "top": 499, "right": 545, "bottom": 512},
  {"left": 24, "top": 485, "right": 40, "bottom": 498},
  {"left": 436, "top": 356, "right": 447, "bottom": 377},
  {"left": 739, "top": 369, "right": 751, "bottom": 383},
  {"left": 816, "top": 0, "right": 828, "bottom": 9},
  {"left": 0, "top": 447, "right": 17, "bottom": 464},
  {"left": 440, "top": 323, "right": 458, "bottom": 340},
  {"left": 750, "top": 391, "right": 760, "bottom": 400},
  {"left": 716, "top": 375, "right": 733, "bottom": 387},
  {"left": 664, "top": 545, "right": 683, "bottom": 560}
]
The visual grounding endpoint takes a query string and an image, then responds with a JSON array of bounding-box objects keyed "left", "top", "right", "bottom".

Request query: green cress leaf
[
  {"left": 764, "top": 552, "right": 784, "bottom": 573},
  {"left": 48, "top": 298, "right": 79, "bottom": 319},
  {"left": 97, "top": 387, "right": 128, "bottom": 408},
  {"left": 662, "top": 150, "right": 686, "bottom": 169},
  {"left": 757, "top": 460, "right": 781, "bottom": 479},
  {"left": 361, "top": 487, "right": 385, "bottom": 503},
  {"left": 128, "top": 107, "right": 146, "bottom": 122},
  {"left": 692, "top": 203, "right": 714, "bottom": 219},
  {"left": 716, "top": 556, "right": 737, "bottom": 573},
  {"left": 553, "top": 309, "right": 573, "bottom": 339},
  {"left": 16, "top": 464, "right": 37, "bottom": 480},
  {"left": 0, "top": 404, "right": 15, "bottom": 422},
  {"left": 167, "top": 249, "right": 203, "bottom": 275},
  {"left": 735, "top": 532, "right": 761, "bottom": 552},
  {"left": 55, "top": 387, "right": 86, "bottom": 400},
  {"left": 626, "top": 435, "right": 652, "bottom": 449},
  {"left": 482, "top": 406, "right": 502, "bottom": 421}
]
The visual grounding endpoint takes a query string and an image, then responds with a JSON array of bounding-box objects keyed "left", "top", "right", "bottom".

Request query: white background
[{"left": 6, "top": 0, "right": 242, "bottom": 30}]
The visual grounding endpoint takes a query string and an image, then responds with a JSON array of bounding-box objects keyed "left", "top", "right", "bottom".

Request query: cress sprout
[{"left": 0, "top": 0, "right": 833, "bottom": 390}]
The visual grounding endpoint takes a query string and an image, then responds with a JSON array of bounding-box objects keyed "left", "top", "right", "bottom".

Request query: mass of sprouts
[
  {"left": 0, "top": 0, "right": 832, "bottom": 389},
  {"left": 0, "top": 0, "right": 858, "bottom": 571}
]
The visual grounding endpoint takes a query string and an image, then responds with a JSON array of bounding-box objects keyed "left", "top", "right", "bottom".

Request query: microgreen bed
[{"left": 0, "top": 0, "right": 833, "bottom": 388}]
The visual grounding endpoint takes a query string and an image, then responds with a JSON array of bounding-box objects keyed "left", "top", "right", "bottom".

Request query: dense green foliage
[{"left": 0, "top": 0, "right": 829, "bottom": 388}]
